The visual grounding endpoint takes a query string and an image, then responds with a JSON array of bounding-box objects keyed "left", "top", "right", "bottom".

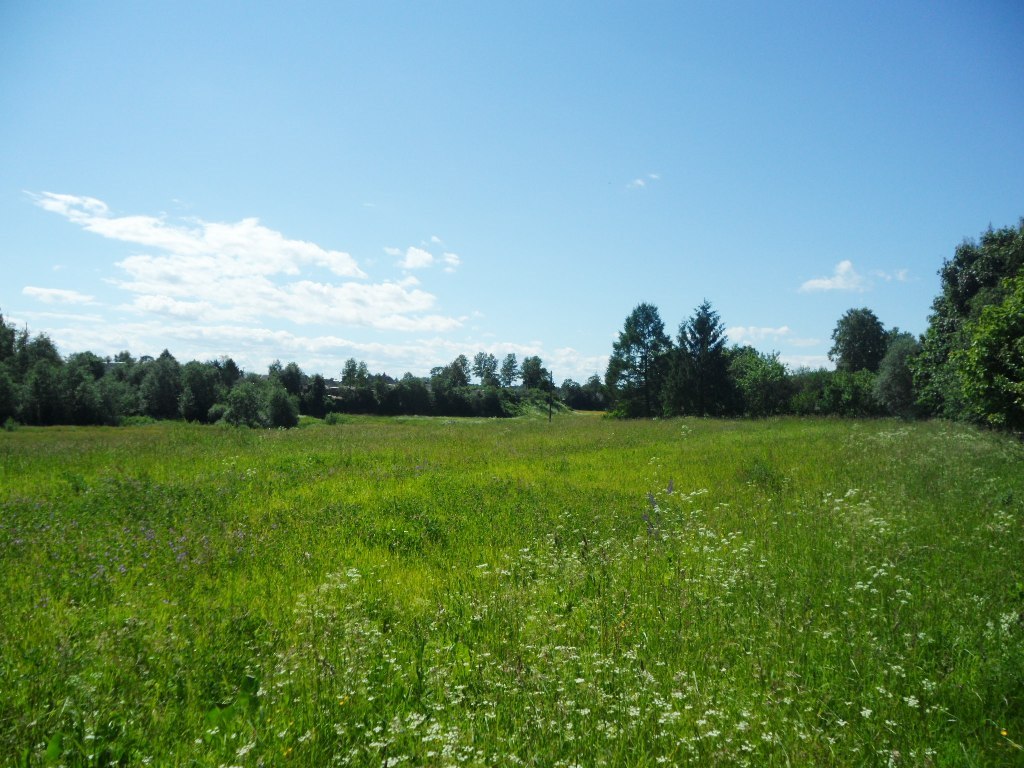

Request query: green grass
[{"left": 1, "top": 415, "right": 1022, "bottom": 766}]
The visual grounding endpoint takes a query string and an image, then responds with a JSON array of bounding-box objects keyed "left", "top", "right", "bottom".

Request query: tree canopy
[
  {"left": 605, "top": 303, "right": 672, "bottom": 417},
  {"left": 829, "top": 308, "right": 888, "bottom": 373}
]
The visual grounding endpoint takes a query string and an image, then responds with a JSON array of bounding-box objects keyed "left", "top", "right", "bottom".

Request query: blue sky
[{"left": 2, "top": 1, "right": 1022, "bottom": 383}]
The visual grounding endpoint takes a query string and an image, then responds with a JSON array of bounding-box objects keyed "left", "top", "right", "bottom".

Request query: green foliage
[
  {"left": 875, "top": 333, "right": 921, "bottom": 418},
  {"left": 432, "top": 355, "right": 472, "bottom": 391},
  {"left": 0, "top": 365, "right": 17, "bottom": 423},
  {"left": 664, "top": 300, "right": 732, "bottom": 416},
  {"left": 12, "top": 329, "right": 61, "bottom": 380},
  {"left": 728, "top": 346, "right": 789, "bottom": 416},
  {"left": 519, "top": 355, "right": 549, "bottom": 390},
  {"left": 472, "top": 352, "right": 500, "bottom": 386},
  {"left": 277, "top": 361, "right": 305, "bottom": 397},
  {"left": 214, "top": 356, "right": 242, "bottom": 389},
  {"left": 139, "top": 350, "right": 183, "bottom": 420},
  {"left": 267, "top": 383, "right": 300, "bottom": 428},
  {"left": 206, "top": 402, "right": 229, "bottom": 423},
  {"left": 302, "top": 373, "right": 329, "bottom": 418},
  {"left": 914, "top": 219, "right": 1024, "bottom": 419},
  {"left": 20, "top": 359, "right": 63, "bottom": 425},
  {"left": 606, "top": 302, "right": 671, "bottom": 417},
  {"left": 225, "top": 379, "right": 268, "bottom": 427},
  {"left": 788, "top": 368, "right": 884, "bottom": 416},
  {"left": 341, "top": 358, "right": 371, "bottom": 387},
  {"left": 180, "top": 360, "right": 223, "bottom": 423},
  {"left": 61, "top": 360, "right": 105, "bottom": 425},
  {"left": 499, "top": 353, "right": 520, "bottom": 387},
  {"left": 956, "top": 276, "right": 1024, "bottom": 430},
  {"left": 829, "top": 307, "right": 888, "bottom": 373},
  {"left": 559, "top": 374, "right": 607, "bottom": 411},
  {"left": 0, "top": 308, "right": 16, "bottom": 363}
]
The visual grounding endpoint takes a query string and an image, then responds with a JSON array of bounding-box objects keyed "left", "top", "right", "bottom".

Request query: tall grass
[{"left": 1, "top": 416, "right": 1022, "bottom": 765}]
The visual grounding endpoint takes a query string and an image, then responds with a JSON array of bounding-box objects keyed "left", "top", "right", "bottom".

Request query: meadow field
[{"left": 1, "top": 415, "right": 1022, "bottom": 767}]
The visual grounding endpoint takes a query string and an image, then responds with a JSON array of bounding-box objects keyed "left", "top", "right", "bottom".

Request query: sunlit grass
[{"left": 1, "top": 416, "right": 1022, "bottom": 765}]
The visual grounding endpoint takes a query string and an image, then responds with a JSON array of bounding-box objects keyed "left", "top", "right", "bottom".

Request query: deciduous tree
[
  {"left": 874, "top": 333, "right": 920, "bottom": 418},
  {"left": 829, "top": 308, "right": 887, "bottom": 373},
  {"left": 956, "top": 276, "right": 1024, "bottom": 430},
  {"left": 472, "top": 352, "right": 500, "bottom": 386},
  {"left": 520, "top": 355, "right": 549, "bottom": 390},
  {"left": 499, "top": 354, "right": 520, "bottom": 387},
  {"left": 913, "top": 220, "right": 1024, "bottom": 418},
  {"left": 140, "top": 350, "right": 183, "bottom": 420}
]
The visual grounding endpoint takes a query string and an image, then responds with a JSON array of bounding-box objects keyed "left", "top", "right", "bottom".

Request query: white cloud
[
  {"left": 33, "top": 192, "right": 461, "bottom": 333},
  {"left": 442, "top": 252, "right": 461, "bottom": 272},
  {"left": 871, "top": 268, "right": 910, "bottom": 282},
  {"left": 790, "top": 337, "right": 822, "bottom": 348},
  {"left": 23, "top": 286, "right": 95, "bottom": 304},
  {"left": 626, "top": 172, "right": 661, "bottom": 190},
  {"left": 398, "top": 246, "right": 435, "bottom": 270},
  {"left": 32, "top": 191, "right": 365, "bottom": 278},
  {"left": 727, "top": 325, "right": 791, "bottom": 344},
  {"left": 779, "top": 353, "right": 832, "bottom": 370},
  {"left": 383, "top": 246, "right": 403, "bottom": 257},
  {"left": 548, "top": 347, "right": 608, "bottom": 381},
  {"left": 799, "top": 260, "right": 868, "bottom": 292}
]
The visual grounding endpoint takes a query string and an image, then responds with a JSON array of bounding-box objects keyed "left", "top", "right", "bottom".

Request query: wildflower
[{"left": 861, "top": 708, "right": 872, "bottom": 719}]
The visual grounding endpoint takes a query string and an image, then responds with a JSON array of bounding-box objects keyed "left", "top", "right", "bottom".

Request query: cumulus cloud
[
  {"left": 33, "top": 192, "right": 461, "bottom": 333},
  {"left": 22, "top": 286, "right": 95, "bottom": 304},
  {"left": 548, "top": 347, "right": 608, "bottom": 381},
  {"left": 799, "top": 260, "right": 868, "bottom": 292},
  {"left": 34, "top": 192, "right": 365, "bottom": 277},
  {"left": 388, "top": 241, "right": 462, "bottom": 273}
]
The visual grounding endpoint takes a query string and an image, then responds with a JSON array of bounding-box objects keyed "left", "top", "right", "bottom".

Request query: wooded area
[{"left": 2, "top": 219, "right": 1021, "bottom": 430}]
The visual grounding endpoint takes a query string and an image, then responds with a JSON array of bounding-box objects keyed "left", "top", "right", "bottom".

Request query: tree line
[
  {"left": 1, "top": 217, "right": 1020, "bottom": 430},
  {"left": 605, "top": 300, "right": 910, "bottom": 419},
  {"left": 604, "top": 218, "right": 1023, "bottom": 430},
  {"left": 0, "top": 324, "right": 599, "bottom": 426}
]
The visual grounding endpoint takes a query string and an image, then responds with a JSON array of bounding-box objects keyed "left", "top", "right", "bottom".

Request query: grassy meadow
[{"left": 1, "top": 414, "right": 1022, "bottom": 766}]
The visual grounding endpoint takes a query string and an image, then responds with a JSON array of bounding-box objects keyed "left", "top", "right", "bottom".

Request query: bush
[
  {"left": 225, "top": 380, "right": 268, "bottom": 428},
  {"left": 207, "top": 402, "right": 229, "bottom": 423},
  {"left": 268, "top": 385, "right": 299, "bottom": 428},
  {"left": 875, "top": 334, "right": 921, "bottom": 418}
]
